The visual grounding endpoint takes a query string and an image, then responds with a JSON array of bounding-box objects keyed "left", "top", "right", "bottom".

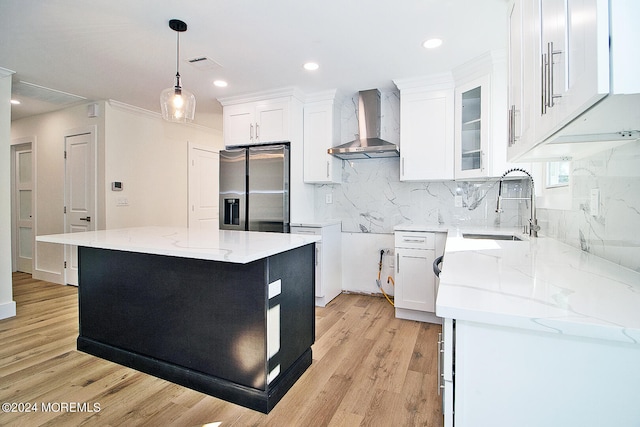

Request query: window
[{"left": 546, "top": 161, "right": 570, "bottom": 188}]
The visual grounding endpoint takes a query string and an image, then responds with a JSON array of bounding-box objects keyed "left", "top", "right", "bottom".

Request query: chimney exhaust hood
[{"left": 328, "top": 89, "right": 400, "bottom": 160}]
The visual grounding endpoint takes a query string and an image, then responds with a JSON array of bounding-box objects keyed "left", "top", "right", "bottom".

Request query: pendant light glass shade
[
  {"left": 160, "top": 74, "right": 196, "bottom": 122},
  {"left": 160, "top": 19, "right": 195, "bottom": 123}
]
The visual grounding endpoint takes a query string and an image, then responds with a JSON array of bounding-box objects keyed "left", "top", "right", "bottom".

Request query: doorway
[
  {"left": 11, "top": 140, "right": 34, "bottom": 274},
  {"left": 188, "top": 143, "right": 219, "bottom": 232},
  {"left": 64, "top": 128, "right": 97, "bottom": 286}
]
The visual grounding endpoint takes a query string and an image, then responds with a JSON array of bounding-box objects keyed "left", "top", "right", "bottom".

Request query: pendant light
[{"left": 160, "top": 19, "right": 196, "bottom": 122}]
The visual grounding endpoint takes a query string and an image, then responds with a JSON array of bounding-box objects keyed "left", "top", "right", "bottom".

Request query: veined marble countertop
[
  {"left": 36, "top": 226, "right": 320, "bottom": 264},
  {"left": 436, "top": 228, "right": 640, "bottom": 345}
]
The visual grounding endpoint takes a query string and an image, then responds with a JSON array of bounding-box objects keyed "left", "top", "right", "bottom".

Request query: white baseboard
[{"left": 0, "top": 300, "right": 16, "bottom": 320}]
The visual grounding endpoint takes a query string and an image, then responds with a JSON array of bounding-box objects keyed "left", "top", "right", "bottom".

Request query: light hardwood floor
[{"left": 1, "top": 272, "right": 443, "bottom": 426}]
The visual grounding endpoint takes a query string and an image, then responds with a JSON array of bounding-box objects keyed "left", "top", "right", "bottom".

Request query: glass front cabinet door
[{"left": 455, "top": 75, "right": 490, "bottom": 179}]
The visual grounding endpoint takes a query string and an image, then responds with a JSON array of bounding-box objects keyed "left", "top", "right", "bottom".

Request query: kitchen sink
[{"left": 462, "top": 233, "right": 523, "bottom": 241}]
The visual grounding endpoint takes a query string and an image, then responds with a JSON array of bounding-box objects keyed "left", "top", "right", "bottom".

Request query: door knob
[{"left": 80, "top": 216, "right": 91, "bottom": 222}]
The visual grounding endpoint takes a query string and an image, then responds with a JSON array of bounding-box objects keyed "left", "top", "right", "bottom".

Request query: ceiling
[{"left": 1, "top": 0, "right": 509, "bottom": 128}]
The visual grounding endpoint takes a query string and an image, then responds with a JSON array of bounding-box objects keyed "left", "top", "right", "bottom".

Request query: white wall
[
  {"left": 11, "top": 100, "right": 223, "bottom": 284},
  {"left": 104, "top": 102, "right": 222, "bottom": 228},
  {"left": 11, "top": 102, "right": 107, "bottom": 283},
  {"left": 0, "top": 69, "right": 16, "bottom": 319},
  {"left": 341, "top": 233, "right": 396, "bottom": 295}
]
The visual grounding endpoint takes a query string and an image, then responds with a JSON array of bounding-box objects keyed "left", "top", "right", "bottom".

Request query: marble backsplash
[
  {"left": 538, "top": 141, "right": 640, "bottom": 273},
  {"left": 314, "top": 158, "right": 529, "bottom": 233}
]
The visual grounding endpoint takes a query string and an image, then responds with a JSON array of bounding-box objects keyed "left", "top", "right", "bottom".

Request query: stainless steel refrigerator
[{"left": 219, "top": 144, "right": 290, "bottom": 233}]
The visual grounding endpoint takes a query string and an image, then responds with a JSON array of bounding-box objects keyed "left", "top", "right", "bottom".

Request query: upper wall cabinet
[
  {"left": 219, "top": 88, "right": 315, "bottom": 222},
  {"left": 453, "top": 51, "right": 517, "bottom": 179},
  {"left": 508, "top": 0, "right": 640, "bottom": 161},
  {"left": 303, "top": 91, "right": 342, "bottom": 184},
  {"left": 394, "top": 75, "right": 455, "bottom": 181},
  {"left": 221, "top": 94, "right": 293, "bottom": 147}
]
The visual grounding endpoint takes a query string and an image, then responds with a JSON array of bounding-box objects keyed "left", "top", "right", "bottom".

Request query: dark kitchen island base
[{"left": 76, "top": 244, "right": 315, "bottom": 413}]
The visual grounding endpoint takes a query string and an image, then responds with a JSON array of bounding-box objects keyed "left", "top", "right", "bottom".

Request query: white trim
[
  {"left": 217, "top": 87, "right": 305, "bottom": 106},
  {"left": 0, "top": 300, "right": 17, "bottom": 320},
  {"left": 32, "top": 267, "right": 64, "bottom": 284},
  {"left": 107, "top": 99, "right": 217, "bottom": 132},
  {"left": 9, "top": 137, "right": 35, "bottom": 273},
  {"left": 0, "top": 67, "right": 16, "bottom": 77}
]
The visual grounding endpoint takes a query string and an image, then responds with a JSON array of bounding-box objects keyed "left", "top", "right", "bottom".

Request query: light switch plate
[{"left": 590, "top": 189, "right": 600, "bottom": 217}]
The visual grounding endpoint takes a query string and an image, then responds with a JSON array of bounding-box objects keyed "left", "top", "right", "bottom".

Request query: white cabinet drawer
[
  {"left": 290, "top": 226, "right": 321, "bottom": 236},
  {"left": 395, "top": 232, "right": 435, "bottom": 249}
]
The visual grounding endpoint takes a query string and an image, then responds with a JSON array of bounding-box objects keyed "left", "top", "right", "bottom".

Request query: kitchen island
[
  {"left": 436, "top": 230, "right": 640, "bottom": 426},
  {"left": 36, "top": 226, "right": 320, "bottom": 413}
]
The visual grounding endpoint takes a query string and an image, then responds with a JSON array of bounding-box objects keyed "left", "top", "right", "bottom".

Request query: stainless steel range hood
[{"left": 328, "top": 89, "right": 400, "bottom": 159}]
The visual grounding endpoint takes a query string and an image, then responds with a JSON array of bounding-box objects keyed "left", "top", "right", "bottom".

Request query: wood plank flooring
[{"left": 1, "top": 272, "right": 443, "bottom": 426}]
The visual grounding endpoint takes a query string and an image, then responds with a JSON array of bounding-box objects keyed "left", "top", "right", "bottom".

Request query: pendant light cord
[{"left": 176, "top": 31, "right": 180, "bottom": 77}]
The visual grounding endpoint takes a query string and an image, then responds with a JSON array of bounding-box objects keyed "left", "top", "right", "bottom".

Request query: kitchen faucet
[{"left": 495, "top": 168, "right": 540, "bottom": 237}]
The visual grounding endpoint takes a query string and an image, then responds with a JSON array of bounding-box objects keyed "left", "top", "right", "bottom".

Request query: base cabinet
[
  {"left": 394, "top": 230, "right": 443, "bottom": 323},
  {"left": 291, "top": 222, "right": 342, "bottom": 307},
  {"left": 444, "top": 318, "right": 640, "bottom": 426}
]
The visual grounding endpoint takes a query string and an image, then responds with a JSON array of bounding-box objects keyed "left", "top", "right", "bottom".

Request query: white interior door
[
  {"left": 188, "top": 143, "right": 219, "bottom": 232},
  {"left": 64, "top": 131, "right": 96, "bottom": 286},
  {"left": 13, "top": 143, "right": 33, "bottom": 273}
]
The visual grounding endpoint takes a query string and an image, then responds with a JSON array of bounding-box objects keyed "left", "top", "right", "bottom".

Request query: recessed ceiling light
[
  {"left": 423, "top": 38, "right": 443, "bottom": 49},
  {"left": 10, "top": 99, "right": 21, "bottom": 105},
  {"left": 213, "top": 80, "right": 228, "bottom": 88},
  {"left": 303, "top": 62, "right": 319, "bottom": 71}
]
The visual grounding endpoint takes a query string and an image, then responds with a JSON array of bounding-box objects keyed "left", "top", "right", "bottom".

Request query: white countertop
[
  {"left": 36, "top": 226, "right": 320, "bottom": 264},
  {"left": 436, "top": 228, "right": 640, "bottom": 345}
]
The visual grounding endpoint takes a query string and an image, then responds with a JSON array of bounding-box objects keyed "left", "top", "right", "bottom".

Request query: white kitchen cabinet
[
  {"left": 454, "top": 76, "right": 489, "bottom": 179},
  {"left": 443, "top": 318, "right": 640, "bottom": 426},
  {"left": 394, "top": 75, "right": 455, "bottom": 181},
  {"left": 394, "top": 230, "right": 442, "bottom": 323},
  {"left": 291, "top": 222, "right": 342, "bottom": 307},
  {"left": 438, "top": 318, "right": 454, "bottom": 427},
  {"left": 222, "top": 98, "right": 290, "bottom": 147},
  {"left": 508, "top": 0, "right": 640, "bottom": 161},
  {"left": 453, "top": 51, "right": 519, "bottom": 179},
  {"left": 303, "top": 91, "right": 342, "bottom": 184}
]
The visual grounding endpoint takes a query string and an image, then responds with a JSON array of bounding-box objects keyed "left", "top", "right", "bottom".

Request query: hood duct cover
[{"left": 328, "top": 89, "right": 400, "bottom": 159}]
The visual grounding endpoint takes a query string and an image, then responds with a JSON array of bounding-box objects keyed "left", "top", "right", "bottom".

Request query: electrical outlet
[
  {"left": 325, "top": 193, "right": 333, "bottom": 204},
  {"left": 454, "top": 195, "right": 463, "bottom": 208}
]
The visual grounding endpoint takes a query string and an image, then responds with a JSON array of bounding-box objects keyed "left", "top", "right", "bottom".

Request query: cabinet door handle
[
  {"left": 326, "top": 161, "right": 330, "bottom": 178},
  {"left": 256, "top": 123, "right": 260, "bottom": 139},
  {"left": 401, "top": 157, "right": 405, "bottom": 177},
  {"left": 508, "top": 105, "right": 516, "bottom": 146},
  {"left": 402, "top": 238, "right": 425, "bottom": 243},
  {"left": 396, "top": 253, "right": 400, "bottom": 274},
  {"left": 250, "top": 123, "right": 254, "bottom": 140},
  {"left": 437, "top": 332, "right": 443, "bottom": 396},
  {"left": 541, "top": 52, "right": 548, "bottom": 114},
  {"left": 507, "top": 107, "right": 512, "bottom": 147},
  {"left": 549, "top": 41, "right": 563, "bottom": 107},
  {"left": 315, "top": 247, "right": 319, "bottom": 266}
]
